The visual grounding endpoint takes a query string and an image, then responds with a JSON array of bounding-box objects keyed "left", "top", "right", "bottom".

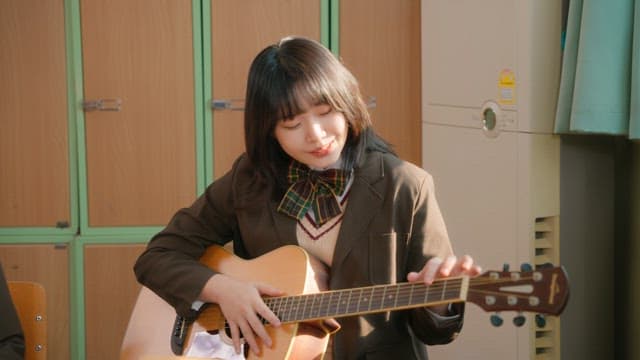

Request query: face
[{"left": 273, "top": 104, "right": 348, "bottom": 170}]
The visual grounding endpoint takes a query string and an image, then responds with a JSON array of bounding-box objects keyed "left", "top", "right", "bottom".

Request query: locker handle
[
  {"left": 82, "top": 98, "right": 122, "bottom": 112},
  {"left": 211, "top": 99, "right": 244, "bottom": 111},
  {"left": 211, "top": 96, "right": 377, "bottom": 111}
]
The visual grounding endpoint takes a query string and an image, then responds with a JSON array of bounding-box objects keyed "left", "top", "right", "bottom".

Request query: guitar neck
[{"left": 263, "top": 277, "right": 469, "bottom": 324}]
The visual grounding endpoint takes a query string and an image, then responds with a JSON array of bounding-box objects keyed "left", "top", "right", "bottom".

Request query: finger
[
  {"left": 238, "top": 320, "right": 261, "bottom": 355},
  {"left": 407, "top": 271, "right": 421, "bottom": 282},
  {"left": 452, "top": 255, "right": 483, "bottom": 276},
  {"left": 247, "top": 312, "right": 273, "bottom": 348},
  {"left": 255, "top": 283, "right": 285, "bottom": 297},
  {"left": 228, "top": 322, "right": 242, "bottom": 355},
  {"left": 451, "top": 255, "right": 474, "bottom": 275},
  {"left": 471, "top": 264, "right": 483, "bottom": 276},
  {"left": 252, "top": 284, "right": 282, "bottom": 327},
  {"left": 437, "top": 256, "right": 457, "bottom": 278},
  {"left": 256, "top": 302, "right": 281, "bottom": 327},
  {"left": 422, "top": 257, "right": 443, "bottom": 284}
]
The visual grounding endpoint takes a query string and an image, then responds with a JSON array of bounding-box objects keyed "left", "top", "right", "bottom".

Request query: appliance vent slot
[{"left": 533, "top": 216, "right": 561, "bottom": 359}]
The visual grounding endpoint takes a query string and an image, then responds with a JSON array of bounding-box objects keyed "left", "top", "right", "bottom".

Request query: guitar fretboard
[{"left": 263, "top": 277, "right": 468, "bottom": 323}]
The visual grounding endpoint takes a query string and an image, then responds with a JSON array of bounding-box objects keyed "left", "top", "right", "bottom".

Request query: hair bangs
[{"left": 271, "top": 76, "right": 334, "bottom": 122}]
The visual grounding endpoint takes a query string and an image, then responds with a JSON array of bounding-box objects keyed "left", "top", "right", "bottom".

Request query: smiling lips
[{"left": 310, "top": 141, "right": 334, "bottom": 157}]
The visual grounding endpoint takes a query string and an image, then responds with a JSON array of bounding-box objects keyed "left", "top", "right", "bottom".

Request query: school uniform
[{"left": 135, "top": 149, "right": 464, "bottom": 359}]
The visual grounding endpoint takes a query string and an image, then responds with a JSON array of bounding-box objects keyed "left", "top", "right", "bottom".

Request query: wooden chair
[{"left": 8, "top": 281, "right": 47, "bottom": 360}]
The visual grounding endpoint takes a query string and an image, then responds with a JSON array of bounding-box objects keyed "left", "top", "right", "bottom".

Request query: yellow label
[{"left": 498, "top": 69, "right": 516, "bottom": 105}]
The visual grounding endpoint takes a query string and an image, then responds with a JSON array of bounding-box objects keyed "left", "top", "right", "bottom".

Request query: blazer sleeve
[
  {"left": 405, "top": 172, "right": 465, "bottom": 344},
  {"left": 133, "top": 157, "right": 242, "bottom": 317}
]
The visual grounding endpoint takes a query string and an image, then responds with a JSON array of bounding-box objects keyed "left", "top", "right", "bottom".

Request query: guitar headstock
[{"left": 466, "top": 265, "right": 569, "bottom": 316}]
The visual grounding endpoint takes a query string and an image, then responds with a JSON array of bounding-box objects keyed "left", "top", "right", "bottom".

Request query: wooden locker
[
  {"left": 80, "top": 0, "right": 197, "bottom": 227},
  {"left": 84, "top": 244, "right": 146, "bottom": 360},
  {"left": 0, "top": 0, "right": 71, "bottom": 228}
]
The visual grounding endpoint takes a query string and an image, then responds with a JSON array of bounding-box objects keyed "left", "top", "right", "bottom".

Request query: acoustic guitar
[{"left": 120, "top": 245, "right": 569, "bottom": 360}]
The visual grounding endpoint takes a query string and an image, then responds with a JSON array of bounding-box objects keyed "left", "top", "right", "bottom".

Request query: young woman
[{"left": 134, "top": 36, "right": 481, "bottom": 359}]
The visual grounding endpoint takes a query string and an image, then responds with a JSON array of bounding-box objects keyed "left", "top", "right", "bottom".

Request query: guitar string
[
  {"left": 268, "top": 274, "right": 553, "bottom": 322},
  {"left": 194, "top": 275, "right": 555, "bottom": 324}
]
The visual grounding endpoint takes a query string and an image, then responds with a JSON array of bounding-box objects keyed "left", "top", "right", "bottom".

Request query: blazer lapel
[
  {"left": 270, "top": 199, "right": 300, "bottom": 247},
  {"left": 331, "top": 152, "right": 386, "bottom": 272}
]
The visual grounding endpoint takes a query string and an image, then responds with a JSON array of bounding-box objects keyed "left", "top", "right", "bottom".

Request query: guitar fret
[
  {"left": 269, "top": 297, "right": 279, "bottom": 322},
  {"left": 269, "top": 278, "right": 466, "bottom": 324},
  {"left": 353, "top": 288, "right": 361, "bottom": 313},
  {"left": 441, "top": 280, "right": 447, "bottom": 301},
  {"left": 379, "top": 285, "right": 388, "bottom": 310},
  {"left": 337, "top": 290, "right": 344, "bottom": 316},
  {"left": 408, "top": 284, "right": 414, "bottom": 305},
  {"left": 393, "top": 284, "right": 400, "bottom": 308},
  {"left": 302, "top": 295, "right": 309, "bottom": 320},
  {"left": 423, "top": 283, "right": 429, "bottom": 304},
  {"left": 369, "top": 287, "right": 381, "bottom": 311},
  {"left": 405, "top": 285, "right": 410, "bottom": 305},
  {"left": 295, "top": 295, "right": 302, "bottom": 321},
  {"left": 316, "top": 295, "right": 324, "bottom": 317},
  {"left": 325, "top": 291, "right": 333, "bottom": 319},
  {"left": 279, "top": 295, "right": 288, "bottom": 322},
  {"left": 309, "top": 294, "right": 316, "bottom": 319}
]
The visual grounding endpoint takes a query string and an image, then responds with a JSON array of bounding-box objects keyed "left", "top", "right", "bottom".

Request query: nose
[{"left": 305, "top": 118, "right": 326, "bottom": 143}]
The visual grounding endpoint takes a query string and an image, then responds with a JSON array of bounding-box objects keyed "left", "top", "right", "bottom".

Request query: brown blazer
[{"left": 135, "top": 150, "right": 464, "bottom": 359}]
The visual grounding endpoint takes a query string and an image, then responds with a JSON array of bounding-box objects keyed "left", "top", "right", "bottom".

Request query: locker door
[
  {"left": 81, "top": 0, "right": 197, "bottom": 227},
  {"left": 340, "top": 0, "right": 422, "bottom": 166},
  {"left": 210, "top": 0, "right": 322, "bottom": 177},
  {"left": 84, "top": 244, "right": 146, "bottom": 360},
  {"left": 0, "top": 0, "right": 70, "bottom": 228},
  {"left": 0, "top": 244, "right": 70, "bottom": 360}
]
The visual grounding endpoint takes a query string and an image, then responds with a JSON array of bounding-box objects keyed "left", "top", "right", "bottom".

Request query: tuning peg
[
  {"left": 535, "top": 314, "right": 546, "bottom": 328},
  {"left": 513, "top": 313, "right": 526, "bottom": 327},
  {"left": 490, "top": 313, "right": 503, "bottom": 327},
  {"left": 520, "top": 262, "right": 533, "bottom": 272},
  {"left": 502, "top": 263, "right": 510, "bottom": 272}
]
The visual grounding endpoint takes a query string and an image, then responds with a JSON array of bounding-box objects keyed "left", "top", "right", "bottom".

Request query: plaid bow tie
[{"left": 277, "top": 161, "right": 349, "bottom": 226}]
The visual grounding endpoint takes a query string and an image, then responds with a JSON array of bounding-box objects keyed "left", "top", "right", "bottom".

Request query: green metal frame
[
  {"left": 202, "top": 0, "right": 214, "bottom": 183},
  {"left": 330, "top": 0, "right": 340, "bottom": 54}
]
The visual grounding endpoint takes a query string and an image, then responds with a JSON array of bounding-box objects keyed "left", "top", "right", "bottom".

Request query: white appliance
[{"left": 422, "top": 1, "right": 562, "bottom": 359}]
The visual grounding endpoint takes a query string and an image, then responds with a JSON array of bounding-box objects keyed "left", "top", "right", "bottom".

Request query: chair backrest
[{"left": 8, "top": 281, "right": 47, "bottom": 360}]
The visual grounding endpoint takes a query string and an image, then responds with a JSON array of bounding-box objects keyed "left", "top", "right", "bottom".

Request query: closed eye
[
  {"left": 315, "top": 104, "right": 333, "bottom": 116},
  {"left": 280, "top": 121, "right": 301, "bottom": 130}
]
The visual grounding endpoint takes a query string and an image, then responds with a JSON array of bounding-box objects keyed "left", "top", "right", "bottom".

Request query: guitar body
[{"left": 121, "top": 245, "right": 332, "bottom": 360}]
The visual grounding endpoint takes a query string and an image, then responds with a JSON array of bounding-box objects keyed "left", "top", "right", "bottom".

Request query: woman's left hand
[
  {"left": 407, "top": 255, "right": 482, "bottom": 315},
  {"left": 407, "top": 254, "right": 482, "bottom": 285}
]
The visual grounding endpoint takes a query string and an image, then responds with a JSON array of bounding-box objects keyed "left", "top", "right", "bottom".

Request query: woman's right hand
[{"left": 199, "top": 273, "right": 284, "bottom": 355}]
